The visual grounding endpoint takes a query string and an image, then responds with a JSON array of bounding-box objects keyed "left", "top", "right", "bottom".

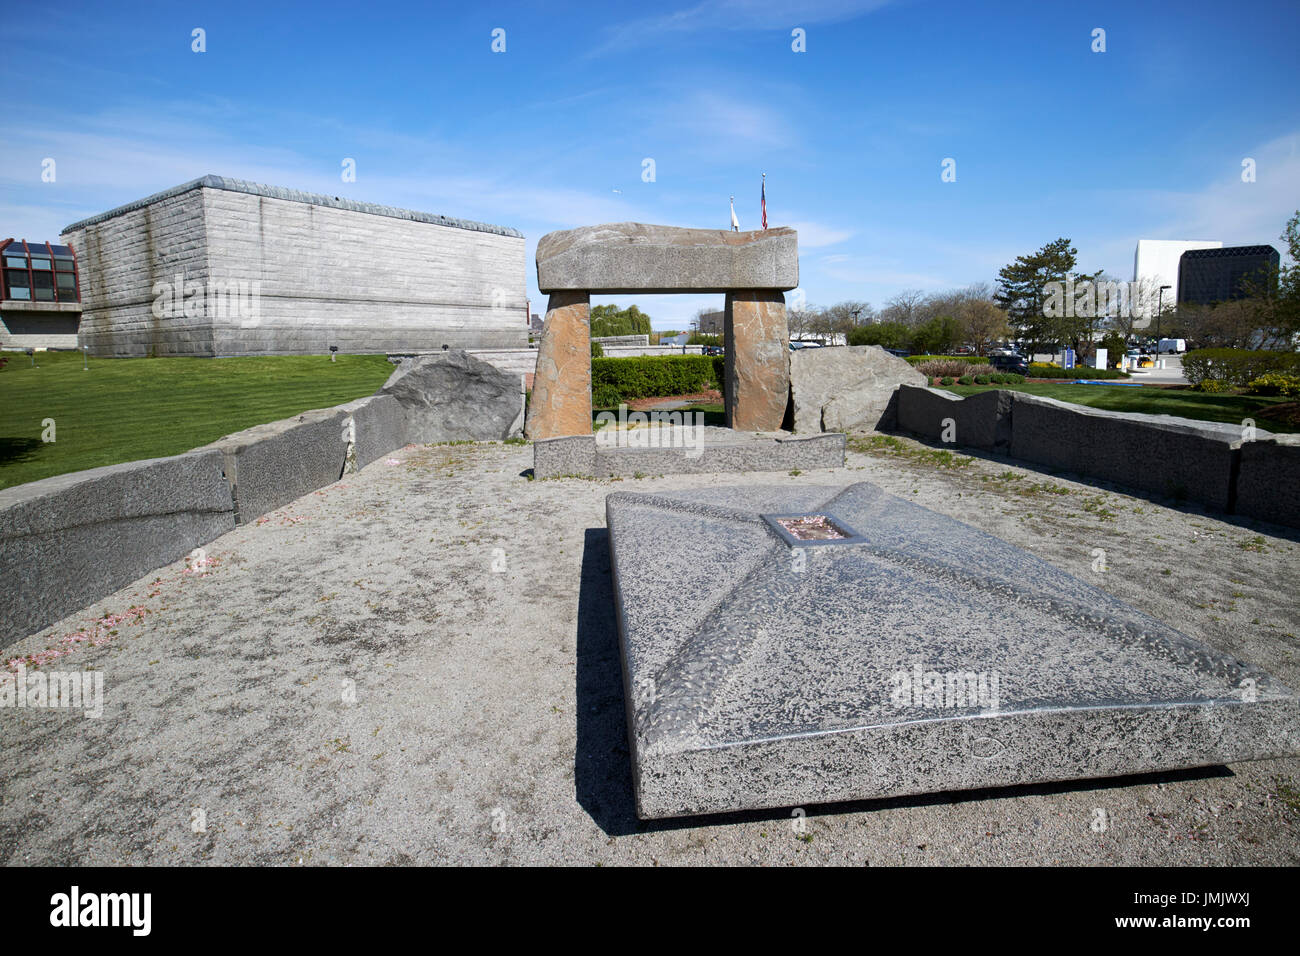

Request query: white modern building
[{"left": 1133, "top": 239, "right": 1223, "bottom": 314}]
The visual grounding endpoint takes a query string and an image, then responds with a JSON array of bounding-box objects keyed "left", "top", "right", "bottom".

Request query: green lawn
[
  {"left": 0, "top": 351, "right": 395, "bottom": 490},
  {"left": 945, "top": 382, "right": 1297, "bottom": 433}
]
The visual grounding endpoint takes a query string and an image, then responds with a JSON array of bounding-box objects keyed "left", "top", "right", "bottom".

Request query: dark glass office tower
[{"left": 1177, "top": 245, "right": 1280, "bottom": 305}]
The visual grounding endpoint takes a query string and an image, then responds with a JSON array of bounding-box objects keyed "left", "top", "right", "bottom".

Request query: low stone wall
[
  {"left": 0, "top": 451, "right": 236, "bottom": 648},
  {"left": 896, "top": 386, "right": 1013, "bottom": 451},
  {"left": 896, "top": 385, "right": 1295, "bottom": 526},
  {"left": 1008, "top": 393, "right": 1243, "bottom": 511},
  {"left": 1235, "top": 436, "right": 1300, "bottom": 528},
  {"left": 0, "top": 351, "right": 524, "bottom": 649},
  {"left": 204, "top": 408, "right": 351, "bottom": 524}
]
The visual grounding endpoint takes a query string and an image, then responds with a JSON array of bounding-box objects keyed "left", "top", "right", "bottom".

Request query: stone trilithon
[{"left": 526, "top": 222, "right": 799, "bottom": 439}]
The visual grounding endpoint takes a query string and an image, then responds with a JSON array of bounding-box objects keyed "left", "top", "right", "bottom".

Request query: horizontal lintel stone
[{"left": 536, "top": 222, "right": 798, "bottom": 294}]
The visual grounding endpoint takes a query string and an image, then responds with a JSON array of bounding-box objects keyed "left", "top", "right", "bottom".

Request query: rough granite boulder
[
  {"left": 381, "top": 349, "right": 523, "bottom": 442},
  {"left": 789, "top": 345, "right": 926, "bottom": 433},
  {"left": 536, "top": 222, "right": 798, "bottom": 294}
]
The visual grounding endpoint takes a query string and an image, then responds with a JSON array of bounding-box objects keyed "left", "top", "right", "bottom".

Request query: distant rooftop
[
  {"left": 61, "top": 175, "right": 522, "bottom": 238},
  {"left": 1180, "top": 244, "right": 1279, "bottom": 260}
]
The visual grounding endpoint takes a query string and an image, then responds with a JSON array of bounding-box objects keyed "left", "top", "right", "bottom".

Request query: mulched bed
[
  {"left": 625, "top": 389, "right": 723, "bottom": 411},
  {"left": 1256, "top": 401, "right": 1300, "bottom": 429}
]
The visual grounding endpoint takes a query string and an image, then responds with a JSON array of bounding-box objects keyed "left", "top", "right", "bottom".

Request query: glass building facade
[
  {"left": 1, "top": 238, "right": 81, "bottom": 304},
  {"left": 1176, "top": 245, "right": 1279, "bottom": 306}
]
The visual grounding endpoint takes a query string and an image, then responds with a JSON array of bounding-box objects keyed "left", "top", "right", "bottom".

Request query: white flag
[{"left": 730, "top": 196, "right": 739, "bottom": 231}]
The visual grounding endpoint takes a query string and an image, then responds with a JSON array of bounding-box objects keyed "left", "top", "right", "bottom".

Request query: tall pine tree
[{"left": 995, "top": 238, "right": 1098, "bottom": 355}]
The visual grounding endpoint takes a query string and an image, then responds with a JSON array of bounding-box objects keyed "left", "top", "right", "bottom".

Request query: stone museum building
[{"left": 59, "top": 175, "right": 528, "bottom": 357}]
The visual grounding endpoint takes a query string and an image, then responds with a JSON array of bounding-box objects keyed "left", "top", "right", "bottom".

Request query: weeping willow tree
[{"left": 590, "top": 304, "right": 652, "bottom": 337}]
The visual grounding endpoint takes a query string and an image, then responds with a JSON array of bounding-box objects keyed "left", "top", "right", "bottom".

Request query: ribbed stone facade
[{"left": 61, "top": 176, "right": 527, "bottom": 357}]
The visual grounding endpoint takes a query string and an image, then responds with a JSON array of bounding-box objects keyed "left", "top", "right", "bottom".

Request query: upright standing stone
[
  {"left": 526, "top": 292, "right": 592, "bottom": 439},
  {"left": 725, "top": 291, "right": 789, "bottom": 431}
]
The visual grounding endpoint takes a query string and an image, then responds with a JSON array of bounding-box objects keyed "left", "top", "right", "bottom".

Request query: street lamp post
[{"left": 1156, "top": 285, "right": 1171, "bottom": 347}]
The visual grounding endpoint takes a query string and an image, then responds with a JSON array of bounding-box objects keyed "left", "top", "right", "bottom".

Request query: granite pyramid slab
[{"left": 605, "top": 482, "right": 1300, "bottom": 819}]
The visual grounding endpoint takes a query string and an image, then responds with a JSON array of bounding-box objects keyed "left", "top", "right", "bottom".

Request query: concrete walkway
[{"left": 2, "top": 438, "right": 1297, "bottom": 864}]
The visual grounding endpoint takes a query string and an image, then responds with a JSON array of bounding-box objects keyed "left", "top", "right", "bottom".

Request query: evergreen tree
[{"left": 995, "top": 238, "right": 1097, "bottom": 354}]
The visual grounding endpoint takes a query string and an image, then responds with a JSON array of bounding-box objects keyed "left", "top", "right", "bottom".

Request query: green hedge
[
  {"left": 1181, "top": 349, "right": 1300, "bottom": 387},
  {"left": 590, "top": 355, "right": 721, "bottom": 401},
  {"left": 905, "top": 354, "right": 990, "bottom": 365}
]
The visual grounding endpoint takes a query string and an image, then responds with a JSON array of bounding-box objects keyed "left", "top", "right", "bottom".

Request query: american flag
[{"left": 761, "top": 174, "right": 767, "bottom": 230}]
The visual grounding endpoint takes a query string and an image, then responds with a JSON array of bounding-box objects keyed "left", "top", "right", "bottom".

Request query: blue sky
[{"left": 2, "top": 0, "right": 1298, "bottom": 329}]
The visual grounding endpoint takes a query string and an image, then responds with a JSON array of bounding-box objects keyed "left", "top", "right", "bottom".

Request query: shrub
[
  {"left": 905, "top": 355, "right": 989, "bottom": 366},
  {"left": 988, "top": 373, "right": 1006, "bottom": 384},
  {"left": 590, "top": 354, "right": 720, "bottom": 401},
  {"left": 958, "top": 375, "right": 974, "bottom": 385},
  {"left": 939, "top": 376, "right": 954, "bottom": 386},
  {"left": 1181, "top": 349, "right": 1300, "bottom": 387},
  {"left": 592, "top": 384, "right": 624, "bottom": 407},
  {"left": 1194, "top": 379, "right": 1233, "bottom": 394},
  {"left": 974, "top": 374, "right": 990, "bottom": 385},
  {"left": 591, "top": 341, "right": 605, "bottom": 358},
  {"left": 1245, "top": 372, "right": 1300, "bottom": 397},
  {"left": 1003, "top": 373, "right": 1024, "bottom": 384},
  {"left": 916, "top": 359, "right": 974, "bottom": 378}
]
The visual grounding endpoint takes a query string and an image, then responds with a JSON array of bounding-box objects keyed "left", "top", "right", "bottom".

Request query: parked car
[
  {"left": 883, "top": 348, "right": 910, "bottom": 358},
  {"left": 1125, "top": 349, "right": 1154, "bottom": 368},
  {"left": 989, "top": 353, "right": 1029, "bottom": 376},
  {"left": 702, "top": 345, "right": 723, "bottom": 356}
]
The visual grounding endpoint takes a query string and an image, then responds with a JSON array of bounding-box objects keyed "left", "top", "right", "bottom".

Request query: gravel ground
[{"left": 2, "top": 434, "right": 1298, "bottom": 866}]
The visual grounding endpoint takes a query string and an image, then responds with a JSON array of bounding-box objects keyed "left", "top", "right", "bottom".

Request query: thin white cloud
[
  {"left": 1078, "top": 132, "right": 1300, "bottom": 277},
  {"left": 587, "top": 0, "right": 895, "bottom": 58},
  {"left": 788, "top": 220, "right": 852, "bottom": 247}
]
